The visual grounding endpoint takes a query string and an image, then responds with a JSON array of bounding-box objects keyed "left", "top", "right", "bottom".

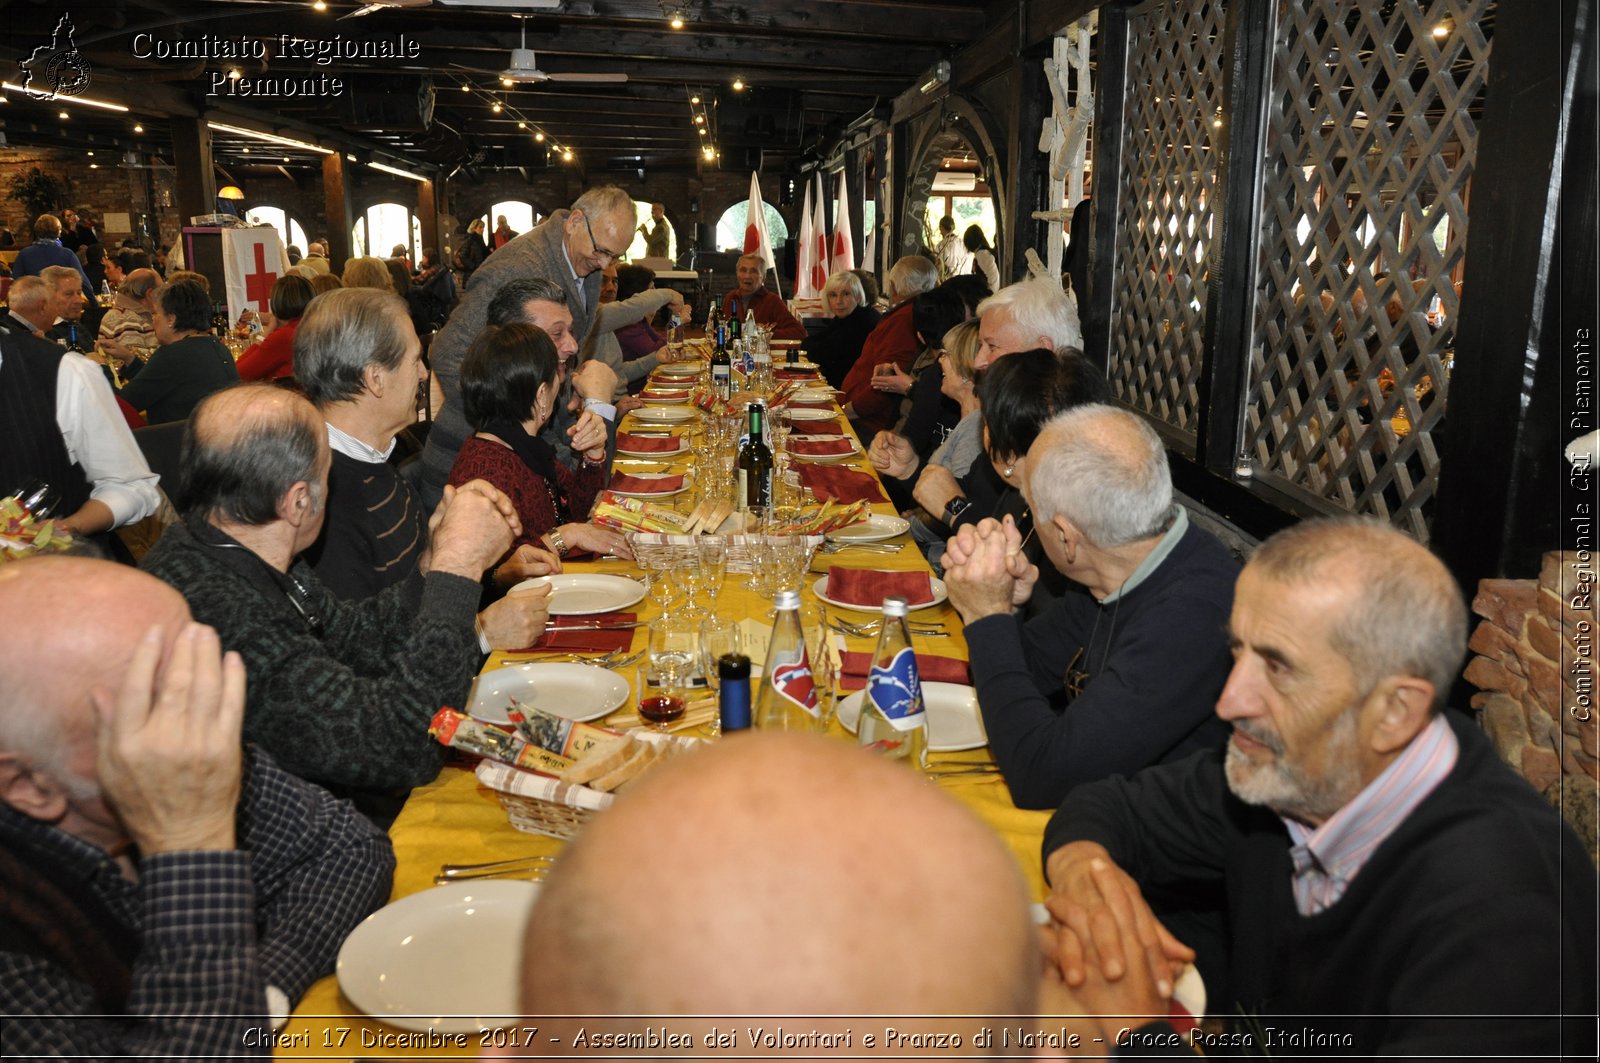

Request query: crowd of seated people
[{"left": 1, "top": 186, "right": 1591, "bottom": 1060}]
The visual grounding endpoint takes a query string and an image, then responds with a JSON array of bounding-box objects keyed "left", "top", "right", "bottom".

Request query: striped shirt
[{"left": 1283, "top": 713, "right": 1459, "bottom": 915}]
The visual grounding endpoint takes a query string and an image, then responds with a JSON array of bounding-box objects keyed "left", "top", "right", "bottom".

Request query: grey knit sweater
[{"left": 142, "top": 519, "right": 483, "bottom": 817}]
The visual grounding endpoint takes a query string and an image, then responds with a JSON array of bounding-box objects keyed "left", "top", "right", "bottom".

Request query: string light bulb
[
  {"left": 492, "top": 100, "right": 503, "bottom": 113},
  {"left": 133, "top": 123, "right": 144, "bottom": 133},
  {"left": 562, "top": 148, "right": 573, "bottom": 161},
  {"left": 518, "top": 120, "right": 527, "bottom": 128},
  {"left": 690, "top": 95, "right": 700, "bottom": 105},
  {"left": 312, "top": 0, "right": 327, "bottom": 9},
  {"left": 461, "top": 83, "right": 471, "bottom": 92},
  {"left": 534, "top": 131, "right": 545, "bottom": 142},
  {"left": 732, "top": 78, "right": 744, "bottom": 91}
]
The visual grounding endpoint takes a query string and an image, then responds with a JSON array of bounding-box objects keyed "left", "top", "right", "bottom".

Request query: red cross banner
[{"left": 221, "top": 227, "right": 288, "bottom": 320}]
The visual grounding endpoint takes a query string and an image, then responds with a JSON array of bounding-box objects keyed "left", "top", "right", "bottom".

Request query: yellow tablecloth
[{"left": 279, "top": 377, "right": 1049, "bottom": 1058}]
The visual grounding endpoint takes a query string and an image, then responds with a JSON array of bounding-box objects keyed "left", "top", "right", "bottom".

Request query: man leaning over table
[
  {"left": 295, "top": 286, "right": 564, "bottom": 628},
  {"left": 141, "top": 383, "right": 539, "bottom": 827},
  {"left": 720, "top": 252, "right": 807, "bottom": 341},
  {"left": 1037, "top": 518, "right": 1597, "bottom": 1058},
  {"left": 0, "top": 556, "right": 393, "bottom": 1058},
  {"left": 419, "top": 186, "right": 639, "bottom": 508},
  {"left": 580, "top": 259, "right": 692, "bottom": 405},
  {"left": 942, "top": 404, "right": 1236, "bottom": 811}
]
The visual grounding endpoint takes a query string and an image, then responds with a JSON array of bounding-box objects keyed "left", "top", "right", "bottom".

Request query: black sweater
[
  {"left": 965, "top": 520, "right": 1237, "bottom": 809},
  {"left": 305, "top": 450, "right": 428, "bottom": 601},
  {"left": 1044, "top": 712, "right": 1598, "bottom": 1058}
]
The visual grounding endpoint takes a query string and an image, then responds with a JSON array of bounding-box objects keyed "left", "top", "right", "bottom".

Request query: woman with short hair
[
  {"left": 444, "top": 323, "right": 618, "bottom": 560},
  {"left": 236, "top": 274, "right": 315, "bottom": 382},
  {"left": 804, "top": 270, "right": 881, "bottom": 389},
  {"left": 116, "top": 278, "right": 240, "bottom": 423}
]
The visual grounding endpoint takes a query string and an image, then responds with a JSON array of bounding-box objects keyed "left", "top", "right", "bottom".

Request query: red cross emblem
[{"left": 243, "top": 242, "right": 277, "bottom": 312}]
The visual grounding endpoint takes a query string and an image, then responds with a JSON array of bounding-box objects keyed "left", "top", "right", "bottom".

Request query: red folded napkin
[
  {"left": 609, "top": 472, "right": 685, "bottom": 494},
  {"left": 788, "top": 436, "right": 856, "bottom": 457},
  {"left": 796, "top": 464, "right": 887, "bottom": 504},
  {"left": 776, "top": 367, "right": 818, "bottom": 379},
  {"left": 785, "top": 399, "right": 833, "bottom": 409},
  {"left": 838, "top": 650, "right": 970, "bottom": 691},
  {"left": 785, "top": 417, "right": 843, "bottom": 434},
  {"left": 522, "top": 612, "right": 637, "bottom": 654},
  {"left": 825, "top": 567, "right": 934, "bottom": 607},
  {"left": 616, "top": 432, "right": 682, "bottom": 453}
]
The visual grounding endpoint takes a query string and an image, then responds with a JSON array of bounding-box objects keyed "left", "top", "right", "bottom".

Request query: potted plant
[{"left": 8, "top": 167, "right": 68, "bottom": 236}]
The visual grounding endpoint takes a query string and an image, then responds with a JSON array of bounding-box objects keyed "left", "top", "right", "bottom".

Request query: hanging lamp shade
[{"left": 217, "top": 185, "right": 246, "bottom": 200}]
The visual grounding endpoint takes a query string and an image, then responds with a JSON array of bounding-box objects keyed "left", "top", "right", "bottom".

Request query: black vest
[{"left": 0, "top": 335, "right": 94, "bottom": 514}]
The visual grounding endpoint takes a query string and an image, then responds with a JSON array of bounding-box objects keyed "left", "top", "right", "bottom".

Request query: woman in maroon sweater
[{"left": 445, "top": 323, "right": 613, "bottom": 560}]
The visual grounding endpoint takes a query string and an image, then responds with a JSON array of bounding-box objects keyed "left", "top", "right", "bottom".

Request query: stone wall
[{"left": 1466, "top": 551, "right": 1598, "bottom": 856}]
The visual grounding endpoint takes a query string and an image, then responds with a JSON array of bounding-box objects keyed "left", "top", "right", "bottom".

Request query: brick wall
[{"left": 1466, "top": 551, "right": 1598, "bottom": 857}]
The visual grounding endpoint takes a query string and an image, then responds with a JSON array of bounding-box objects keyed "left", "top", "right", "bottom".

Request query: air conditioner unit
[{"left": 931, "top": 171, "right": 978, "bottom": 192}]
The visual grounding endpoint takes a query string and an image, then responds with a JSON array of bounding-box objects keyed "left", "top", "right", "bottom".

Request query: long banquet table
[{"left": 278, "top": 363, "right": 1050, "bottom": 1057}]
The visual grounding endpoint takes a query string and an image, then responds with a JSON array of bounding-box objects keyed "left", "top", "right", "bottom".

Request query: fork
[
  {"left": 502, "top": 648, "right": 645, "bottom": 668},
  {"left": 829, "top": 616, "right": 945, "bottom": 638},
  {"left": 819, "top": 541, "right": 903, "bottom": 554}
]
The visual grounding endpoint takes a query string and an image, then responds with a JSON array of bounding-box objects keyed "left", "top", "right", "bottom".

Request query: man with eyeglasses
[{"left": 417, "top": 187, "right": 638, "bottom": 508}]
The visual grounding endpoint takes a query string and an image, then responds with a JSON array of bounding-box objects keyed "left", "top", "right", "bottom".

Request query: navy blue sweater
[{"left": 964, "top": 521, "right": 1237, "bottom": 809}]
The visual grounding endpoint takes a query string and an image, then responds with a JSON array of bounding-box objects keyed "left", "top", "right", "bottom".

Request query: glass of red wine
[{"left": 640, "top": 620, "right": 694, "bottom": 730}]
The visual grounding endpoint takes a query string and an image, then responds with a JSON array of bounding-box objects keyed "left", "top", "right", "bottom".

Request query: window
[
  {"left": 244, "top": 206, "right": 308, "bottom": 255},
  {"left": 715, "top": 202, "right": 789, "bottom": 254},
  {"left": 482, "top": 202, "right": 536, "bottom": 245},
  {"left": 623, "top": 198, "right": 676, "bottom": 262},
  {"left": 351, "top": 203, "right": 420, "bottom": 260},
  {"left": 923, "top": 196, "right": 996, "bottom": 249}
]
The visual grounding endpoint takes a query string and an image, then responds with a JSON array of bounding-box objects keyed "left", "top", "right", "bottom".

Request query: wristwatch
[
  {"left": 545, "top": 528, "right": 569, "bottom": 557},
  {"left": 943, "top": 496, "right": 971, "bottom": 524}
]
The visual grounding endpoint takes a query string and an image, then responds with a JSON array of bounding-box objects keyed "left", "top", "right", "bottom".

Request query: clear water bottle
[
  {"left": 857, "top": 596, "right": 928, "bottom": 771},
  {"left": 753, "top": 590, "right": 822, "bottom": 732}
]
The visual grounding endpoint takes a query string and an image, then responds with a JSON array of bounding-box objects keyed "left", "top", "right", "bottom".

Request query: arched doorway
[{"left": 899, "top": 98, "right": 1006, "bottom": 282}]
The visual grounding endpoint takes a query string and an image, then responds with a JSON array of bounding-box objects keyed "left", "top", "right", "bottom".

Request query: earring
[{"left": 1002, "top": 464, "right": 1016, "bottom": 479}]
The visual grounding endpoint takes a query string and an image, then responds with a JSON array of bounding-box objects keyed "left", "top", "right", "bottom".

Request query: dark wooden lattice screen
[{"left": 1242, "top": 0, "right": 1493, "bottom": 540}]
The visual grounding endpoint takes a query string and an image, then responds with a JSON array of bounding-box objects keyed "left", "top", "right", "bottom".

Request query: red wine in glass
[{"left": 639, "top": 694, "right": 686, "bottom": 724}]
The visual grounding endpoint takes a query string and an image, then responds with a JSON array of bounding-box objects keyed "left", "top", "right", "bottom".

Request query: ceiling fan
[
  {"left": 342, "top": 0, "right": 565, "bottom": 21},
  {"left": 449, "top": 16, "right": 627, "bottom": 84}
]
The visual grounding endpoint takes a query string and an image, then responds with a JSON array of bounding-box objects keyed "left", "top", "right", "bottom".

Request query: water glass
[
  {"left": 698, "top": 536, "right": 729, "bottom": 612},
  {"left": 799, "top": 604, "right": 838, "bottom": 730},
  {"left": 699, "top": 617, "right": 741, "bottom": 695}
]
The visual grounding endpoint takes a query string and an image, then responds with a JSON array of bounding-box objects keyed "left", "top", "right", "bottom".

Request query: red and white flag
[
  {"left": 830, "top": 170, "right": 855, "bottom": 273},
  {"left": 221, "top": 227, "right": 288, "bottom": 318},
  {"left": 811, "top": 173, "right": 830, "bottom": 288},
  {"left": 742, "top": 171, "right": 776, "bottom": 275},
  {"left": 795, "top": 177, "right": 820, "bottom": 299}
]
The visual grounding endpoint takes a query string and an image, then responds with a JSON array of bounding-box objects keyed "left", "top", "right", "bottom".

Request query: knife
[{"left": 546, "top": 621, "right": 646, "bottom": 631}]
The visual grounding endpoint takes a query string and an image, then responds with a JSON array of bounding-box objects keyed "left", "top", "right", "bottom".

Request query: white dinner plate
[
  {"left": 630, "top": 406, "right": 699, "bottom": 424},
  {"left": 654, "top": 361, "right": 703, "bottom": 377},
  {"left": 608, "top": 473, "right": 689, "bottom": 499},
  {"left": 825, "top": 513, "right": 911, "bottom": 543},
  {"left": 616, "top": 437, "right": 687, "bottom": 458},
  {"left": 812, "top": 573, "right": 948, "bottom": 613},
  {"left": 776, "top": 360, "right": 820, "bottom": 372},
  {"left": 640, "top": 391, "right": 691, "bottom": 406},
  {"left": 837, "top": 681, "right": 987, "bottom": 752},
  {"left": 787, "top": 434, "right": 860, "bottom": 463},
  {"left": 513, "top": 573, "right": 646, "bottom": 615},
  {"left": 468, "top": 662, "right": 631, "bottom": 724},
  {"left": 337, "top": 881, "right": 542, "bottom": 1033},
  {"left": 787, "top": 407, "right": 836, "bottom": 422},
  {"left": 792, "top": 386, "right": 836, "bottom": 403}
]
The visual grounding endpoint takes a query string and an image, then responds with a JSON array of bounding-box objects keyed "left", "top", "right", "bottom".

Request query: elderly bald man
[
  {"left": 418, "top": 185, "right": 639, "bottom": 507},
  {"left": 0, "top": 556, "right": 392, "bottom": 1058},
  {"left": 511, "top": 734, "right": 1040, "bottom": 1043}
]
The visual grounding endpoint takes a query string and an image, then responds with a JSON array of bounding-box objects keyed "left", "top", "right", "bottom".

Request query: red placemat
[
  {"left": 788, "top": 436, "right": 857, "bottom": 457},
  {"left": 838, "top": 651, "right": 970, "bottom": 691},
  {"left": 795, "top": 464, "right": 887, "bottom": 504},
  {"left": 616, "top": 432, "right": 682, "bottom": 453},
  {"left": 824, "top": 567, "right": 934, "bottom": 607},
  {"left": 609, "top": 472, "right": 685, "bottom": 494},
  {"left": 520, "top": 612, "right": 637, "bottom": 654}
]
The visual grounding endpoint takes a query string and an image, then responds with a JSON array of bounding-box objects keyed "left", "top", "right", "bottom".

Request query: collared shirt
[
  {"left": 1284, "top": 713, "right": 1460, "bottom": 915},
  {"left": 561, "top": 239, "right": 584, "bottom": 310},
  {"left": 1101, "top": 505, "right": 1189, "bottom": 603},
  {"left": 0, "top": 345, "right": 161, "bottom": 526},
  {"left": 325, "top": 421, "right": 396, "bottom": 463}
]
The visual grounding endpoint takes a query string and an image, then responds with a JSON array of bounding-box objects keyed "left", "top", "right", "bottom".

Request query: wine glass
[
  {"left": 699, "top": 616, "right": 742, "bottom": 738},
  {"left": 800, "top": 604, "right": 839, "bottom": 730},
  {"left": 642, "top": 618, "right": 698, "bottom": 730},
  {"left": 698, "top": 536, "right": 729, "bottom": 615},
  {"left": 675, "top": 550, "right": 707, "bottom": 621}
]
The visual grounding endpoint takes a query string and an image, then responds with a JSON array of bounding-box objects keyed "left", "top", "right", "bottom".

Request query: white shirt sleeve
[{"left": 54, "top": 352, "right": 162, "bottom": 527}]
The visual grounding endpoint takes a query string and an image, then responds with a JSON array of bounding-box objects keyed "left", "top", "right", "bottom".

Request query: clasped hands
[
  {"left": 941, "top": 515, "right": 1037, "bottom": 622},
  {"left": 1037, "top": 842, "right": 1195, "bottom": 1036}
]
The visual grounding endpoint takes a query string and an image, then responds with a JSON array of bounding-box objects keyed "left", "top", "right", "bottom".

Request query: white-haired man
[
  {"left": 1040, "top": 518, "right": 1597, "bottom": 1058},
  {"left": 842, "top": 254, "right": 940, "bottom": 436},
  {"left": 942, "top": 404, "right": 1236, "bottom": 810},
  {"left": 418, "top": 186, "right": 639, "bottom": 507},
  {"left": 720, "top": 252, "right": 805, "bottom": 340}
]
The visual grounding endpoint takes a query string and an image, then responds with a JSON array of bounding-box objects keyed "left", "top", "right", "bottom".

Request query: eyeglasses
[{"left": 580, "top": 211, "right": 623, "bottom": 263}]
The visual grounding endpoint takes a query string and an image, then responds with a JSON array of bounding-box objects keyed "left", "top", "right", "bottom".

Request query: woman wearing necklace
[
  {"left": 444, "top": 322, "right": 619, "bottom": 563},
  {"left": 116, "top": 277, "right": 240, "bottom": 424}
]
